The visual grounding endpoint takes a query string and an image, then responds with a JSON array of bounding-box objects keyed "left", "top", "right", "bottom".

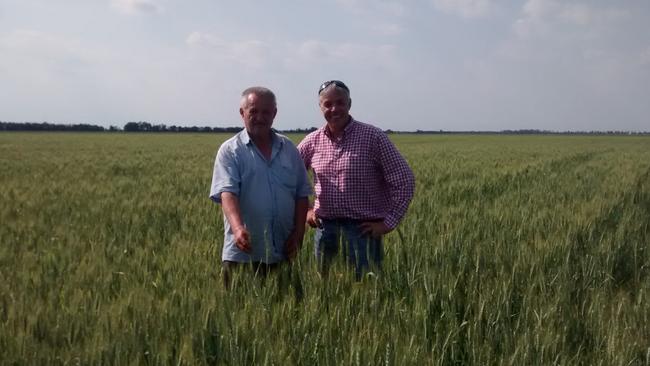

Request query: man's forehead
[
  {"left": 244, "top": 93, "right": 275, "bottom": 107},
  {"left": 319, "top": 88, "right": 349, "bottom": 101}
]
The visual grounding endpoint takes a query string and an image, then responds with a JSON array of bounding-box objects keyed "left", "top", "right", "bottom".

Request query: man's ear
[{"left": 239, "top": 108, "right": 244, "bottom": 117}]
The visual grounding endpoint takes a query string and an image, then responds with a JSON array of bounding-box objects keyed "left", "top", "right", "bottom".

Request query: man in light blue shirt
[{"left": 210, "top": 86, "right": 311, "bottom": 288}]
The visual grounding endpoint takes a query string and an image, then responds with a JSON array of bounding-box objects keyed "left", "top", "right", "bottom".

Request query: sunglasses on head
[{"left": 318, "top": 80, "right": 349, "bottom": 95}]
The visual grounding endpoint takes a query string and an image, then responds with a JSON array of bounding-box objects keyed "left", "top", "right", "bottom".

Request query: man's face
[
  {"left": 240, "top": 93, "right": 277, "bottom": 138},
  {"left": 319, "top": 87, "right": 351, "bottom": 127}
]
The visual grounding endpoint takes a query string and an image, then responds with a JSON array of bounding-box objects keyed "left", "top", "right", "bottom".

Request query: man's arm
[
  {"left": 210, "top": 144, "right": 250, "bottom": 251},
  {"left": 220, "top": 192, "right": 251, "bottom": 253},
  {"left": 377, "top": 132, "right": 415, "bottom": 228},
  {"left": 360, "top": 132, "right": 415, "bottom": 238}
]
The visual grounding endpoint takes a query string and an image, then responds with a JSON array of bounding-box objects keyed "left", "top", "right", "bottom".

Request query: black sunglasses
[{"left": 318, "top": 80, "right": 349, "bottom": 95}]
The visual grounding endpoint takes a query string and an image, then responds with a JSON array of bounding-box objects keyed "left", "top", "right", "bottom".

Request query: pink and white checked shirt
[{"left": 298, "top": 118, "right": 415, "bottom": 229}]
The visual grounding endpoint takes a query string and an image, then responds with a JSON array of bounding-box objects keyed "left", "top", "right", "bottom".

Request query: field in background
[{"left": 1, "top": 132, "right": 649, "bottom": 365}]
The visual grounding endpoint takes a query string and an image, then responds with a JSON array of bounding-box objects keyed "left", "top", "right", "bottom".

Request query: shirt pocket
[{"left": 274, "top": 155, "right": 297, "bottom": 191}]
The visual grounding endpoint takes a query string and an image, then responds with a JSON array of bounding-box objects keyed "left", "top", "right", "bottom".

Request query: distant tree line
[
  {"left": 1, "top": 121, "right": 647, "bottom": 135},
  {"left": 388, "top": 128, "right": 650, "bottom": 135},
  {"left": 122, "top": 122, "right": 319, "bottom": 134},
  {"left": 0, "top": 121, "right": 319, "bottom": 134},
  {"left": 122, "top": 121, "right": 244, "bottom": 133},
  {"left": 0, "top": 121, "right": 105, "bottom": 132}
]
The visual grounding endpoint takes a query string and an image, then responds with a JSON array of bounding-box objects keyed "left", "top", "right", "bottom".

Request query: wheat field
[{"left": 1, "top": 132, "right": 649, "bottom": 365}]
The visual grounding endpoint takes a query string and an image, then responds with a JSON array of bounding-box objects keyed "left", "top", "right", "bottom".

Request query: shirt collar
[
  {"left": 239, "top": 128, "right": 283, "bottom": 147},
  {"left": 240, "top": 129, "right": 284, "bottom": 163},
  {"left": 240, "top": 129, "right": 252, "bottom": 144}
]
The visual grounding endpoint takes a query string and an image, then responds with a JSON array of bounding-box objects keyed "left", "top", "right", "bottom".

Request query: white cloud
[
  {"left": 336, "top": 0, "right": 407, "bottom": 16},
  {"left": 0, "top": 30, "right": 90, "bottom": 79},
  {"left": 282, "top": 40, "right": 397, "bottom": 72},
  {"left": 432, "top": 0, "right": 494, "bottom": 19},
  {"left": 110, "top": 0, "right": 162, "bottom": 15},
  {"left": 466, "top": 1, "right": 650, "bottom": 131},
  {"left": 1, "top": 29, "right": 65, "bottom": 50},
  {"left": 521, "top": 0, "right": 556, "bottom": 19},
  {"left": 372, "top": 23, "right": 404, "bottom": 36},
  {"left": 186, "top": 32, "right": 398, "bottom": 72},
  {"left": 513, "top": 0, "right": 555, "bottom": 38},
  {"left": 514, "top": 1, "right": 629, "bottom": 38},
  {"left": 291, "top": 40, "right": 329, "bottom": 62},
  {"left": 378, "top": 2, "right": 407, "bottom": 17},
  {"left": 513, "top": 16, "right": 546, "bottom": 38},
  {"left": 185, "top": 31, "right": 271, "bottom": 69},
  {"left": 641, "top": 47, "right": 650, "bottom": 66},
  {"left": 0, "top": 30, "right": 129, "bottom": 123},
  {"left": 558, "top": 4, "right": 593, "bottom": 25},
  {"left": 186, "top": 31, "right": 222, "bottom": 47},
  {"left": 2, "top": 1, "right": 646, "bottom": 131},
  {"left": 559, "top": 4, "right": 628, "bottom": 25}
]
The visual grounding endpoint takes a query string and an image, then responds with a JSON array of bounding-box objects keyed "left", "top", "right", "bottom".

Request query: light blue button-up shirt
[{"left": 210, "top": 130, "right": 312, "bottom": 263}]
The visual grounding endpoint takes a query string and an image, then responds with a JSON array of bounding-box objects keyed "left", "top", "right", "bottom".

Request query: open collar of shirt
[
  {"left": 239, "top": 128, "right": 284, "bottom": 162},
  {"left": 323, "top": 116, "right": 356, "bottom": 143}
]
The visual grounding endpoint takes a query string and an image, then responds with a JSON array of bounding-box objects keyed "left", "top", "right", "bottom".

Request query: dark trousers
[
  {"left": 221, "top": 260, "right": 303, "bottom": 300},
  {"left": 314, "top": 218, "right": 384, "bottom": 281},
  {"left": 221, "top": 260, "right": 279, "bottom": 289}
]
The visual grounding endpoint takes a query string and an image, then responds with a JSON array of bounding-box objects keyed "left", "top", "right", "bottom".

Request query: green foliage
[{"left": 1, "top": 133, "right": 649, "bottom": 365}]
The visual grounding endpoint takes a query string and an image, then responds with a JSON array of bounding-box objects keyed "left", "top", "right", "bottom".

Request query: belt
[{"left": 321, "top": 217, "right": 382, "bottom": 224}]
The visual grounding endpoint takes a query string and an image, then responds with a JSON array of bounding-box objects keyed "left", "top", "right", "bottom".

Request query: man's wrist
[{"left": 383, "top": 216, "right": 399, "bottom": 230}]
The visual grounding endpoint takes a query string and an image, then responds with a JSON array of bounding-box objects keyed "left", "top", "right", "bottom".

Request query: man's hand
[
  {"left": 284, "top": 231, "right": 303, "bottom": 260},
  {"left": 306, "top": 208, "right": 321, "bottom": 228},
  {"left": 232, "top": 225, "right": 252, "bottom": 253},
  {"left": 359, "top": 221, "right": 391, "bottom": 238},
  {"left": 221, "top": 192, "right": 251, "bottom": 253}
]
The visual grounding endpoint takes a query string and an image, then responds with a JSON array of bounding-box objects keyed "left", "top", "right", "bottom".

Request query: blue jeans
[{"left": 314, "top": 219, "right": 383, "bottom": 280}]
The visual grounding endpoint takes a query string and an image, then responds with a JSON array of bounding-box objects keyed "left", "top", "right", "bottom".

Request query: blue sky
[{"left": 1, "top": 0, "right": 648, "bottom": 131}]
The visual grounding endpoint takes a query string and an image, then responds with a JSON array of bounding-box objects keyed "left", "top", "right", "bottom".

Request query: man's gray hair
[
  {"left": 241, "top": 86, "right": 276, "bottom": 107},
  {"left": 319, "top": 83, "right": 351, "bottom": 101}
]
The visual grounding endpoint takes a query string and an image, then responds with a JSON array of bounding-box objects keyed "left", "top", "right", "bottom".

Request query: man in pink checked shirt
[{"left": 298, "top": 80, "right": 415, "bottom": 280}]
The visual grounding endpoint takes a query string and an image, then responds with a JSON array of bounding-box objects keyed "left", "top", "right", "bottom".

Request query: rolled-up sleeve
[
  {"left": 209, "top": 145, "right": 240, "bottom": 203},
  {"left": 375, "top": 133, "right": 415, "bottom": 229}
]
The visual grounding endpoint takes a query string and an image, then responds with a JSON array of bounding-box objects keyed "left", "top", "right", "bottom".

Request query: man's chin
[
  {"left": 328, "top": 117, "right": 347, "bottom": 125},
  {"left": 248, "top": 126, "right": 272, "bottom": 136}
]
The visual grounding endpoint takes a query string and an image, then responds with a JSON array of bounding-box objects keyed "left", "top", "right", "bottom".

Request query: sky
[{"left": 0, "top": 0, "right": 648, "bottom": 132}]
